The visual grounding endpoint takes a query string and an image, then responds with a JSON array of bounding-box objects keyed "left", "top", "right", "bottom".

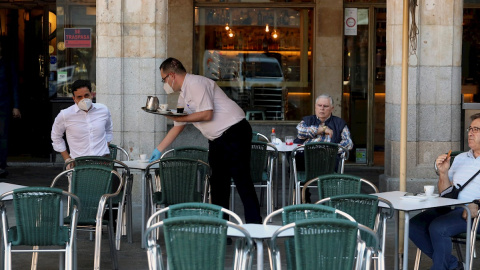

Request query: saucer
[{"left": 417, "top": 193, "right": 439, "bottom": 198}]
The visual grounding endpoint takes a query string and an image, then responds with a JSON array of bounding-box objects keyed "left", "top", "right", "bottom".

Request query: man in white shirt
[
  {"left": 149, "top": 58, "right": 262, "bottom": 224},
  {"left": 51, "top": 80, "right": 113, "bottom": 165}
]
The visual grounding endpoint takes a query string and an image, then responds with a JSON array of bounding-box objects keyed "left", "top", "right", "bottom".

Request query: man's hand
[
  {"left": 462, "top": 203, "right": 479, "bottom": 220},
  {"left": 149, "top": 148, "right": 162, "bottom": 162},
  {"left": 12, "top": 108, "right": 21, "bottom": 119},
  {"left": 435, "top": 153, "right": 451, "bottom": 175},
  {"left": 324, "top": 127, "right": 333, "bottom": 137}
]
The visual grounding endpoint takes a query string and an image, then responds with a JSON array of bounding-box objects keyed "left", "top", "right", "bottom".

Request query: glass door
[{"left": 342, "top": 6, "right": 386, "bottom": 166}]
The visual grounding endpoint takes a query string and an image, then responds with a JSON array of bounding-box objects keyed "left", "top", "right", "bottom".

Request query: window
[{"left": 194, "top": 6, "right": 313, "bottom": 121}]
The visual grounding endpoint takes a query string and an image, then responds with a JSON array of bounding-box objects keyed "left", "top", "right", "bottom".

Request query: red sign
[{"left": 64, "top": 28, "right": 91, "bottom": 48}]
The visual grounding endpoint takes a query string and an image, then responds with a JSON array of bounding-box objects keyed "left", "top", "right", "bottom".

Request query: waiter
[{"left": 149, "top": 57, "right": 262, "bottom": 223}]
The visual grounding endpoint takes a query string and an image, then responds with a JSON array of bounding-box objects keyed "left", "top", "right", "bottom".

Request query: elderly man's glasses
[
  {"left": 161, "top": 74, "right": 170, "bottom": 83},
  {"left": 467, "top": 126, "right": 480, "bottom": 133},
  {"left": 317, "top": 105, "right": 330, "bottom": 108}
]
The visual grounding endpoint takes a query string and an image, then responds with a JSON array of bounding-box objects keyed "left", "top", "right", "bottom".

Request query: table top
[
  {"left": 119, "top": 160, "right": 158, "bottom": 170},
  {"left": 0, "top": 182, "right": 27, "bottom": 200},
  {"left": 373, "top": 191, "right": 471, "bottom": 211},
  {"left": 227, "top": 223, "right": 292, "bottom": 239},
  {"left": 270, "top": 143, "right": 300, "bottom": 152}
]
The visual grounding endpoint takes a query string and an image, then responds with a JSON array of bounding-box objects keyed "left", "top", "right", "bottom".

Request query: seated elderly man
[
  {"left": 293, "top": 94, "right": 353, "bottom": 202},
  {"left": 409, "top": 113, "right": 480, "bottom": 270}
]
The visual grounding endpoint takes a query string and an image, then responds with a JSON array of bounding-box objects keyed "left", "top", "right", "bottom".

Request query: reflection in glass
[{"left": 194, "top": 7, "right": 313, "bottom": 121}]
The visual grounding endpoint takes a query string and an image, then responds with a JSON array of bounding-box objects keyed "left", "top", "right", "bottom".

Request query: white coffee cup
[
  {"left": 159, "top": 104, "right": 168, "bottom": 111},
  {"left": 140, "top": 154, "right": 147, "bottom": 161},
  {"left": 424, "top": 185, "right": 434, "bottom": 196}
]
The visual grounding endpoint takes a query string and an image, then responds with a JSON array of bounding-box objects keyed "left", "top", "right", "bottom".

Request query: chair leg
[
  {"left": 454, "top": 241, "right": 463, "bottom": 263},
  {"left": 31, "top": 246, "right": 38, "bottom": 270},
  {"left": 230, "top": 185, "right": 236, "bottom": 214},
  {"left": 414, "top": 248, "right": 422, "bottom": 270},
  {"left": 108, "top": 213, "right": 119, "bottom": 270},
  {"left": 5, "top": 243, "right": 11, "bottom": 270}
]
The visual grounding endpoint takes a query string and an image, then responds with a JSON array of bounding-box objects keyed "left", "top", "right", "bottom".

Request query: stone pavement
[{"left": 0, "top": 164, "right": 478, "bottom": 269}]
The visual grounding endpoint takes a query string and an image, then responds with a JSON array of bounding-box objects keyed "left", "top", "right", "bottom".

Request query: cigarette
[{"left": 447, "top": 150, "right": 452, "bottom": 159}]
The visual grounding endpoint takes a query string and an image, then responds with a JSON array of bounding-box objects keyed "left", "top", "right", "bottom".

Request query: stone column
[
  {"left": 96, "top": 0, "right": 168, "bottom": 160},
  {"left": 382, "top": 0, "right": 463, "bottom": 191}
]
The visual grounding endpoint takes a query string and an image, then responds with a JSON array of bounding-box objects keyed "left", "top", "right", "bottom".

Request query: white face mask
[
  {"left": 163, "top": 79, "right": 175, "bottom": 94},
  {"left": 78, "top": 98, "right": 92, "bottom": 111}
]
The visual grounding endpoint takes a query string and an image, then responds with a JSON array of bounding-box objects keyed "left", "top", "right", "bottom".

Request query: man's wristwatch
[{"left": 473, "top": 199, "right": 480, "bottom": 207}]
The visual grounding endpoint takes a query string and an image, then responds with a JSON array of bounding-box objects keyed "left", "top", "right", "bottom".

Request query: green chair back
[
  {"left": 167, "top": 202, "right": 224, "bottom": 219},
  {"left": 293, "top": 218, "right": 359, "bottom": 270},
  {"left": 70, "top": 164, "right": 115, "bottom": 225},
  {"left": 316, "top": 173, "right": 363, "bottom": 200},
  {"left": 162, "top": 216, "right": 228, "bottom": 270},
  {"left": 155, "top": 157, "right": 207, "bottom": 206},
  {"left": 7, "top": 187, "right": 72, "bottom": 246},
  {"left": 252, "top": 132, "right": 269, "bottom": 142},
  {"left": 296, "top": 142, "right": 339, "bottom": 184},
  {"left": 74, "top": 156, "right": 115, "bottom": 168},
  {"left": 162, "top": 146, "right": 209, "bottom": 163},
  {"left": 280, "top": 204, "right": 342, "bottom": 270},
  {"left": 250, "top": 141, "right": 269, "bottom": 183},
  {"left": 322, "top": 194, "right": 379, "bottom": 247}
]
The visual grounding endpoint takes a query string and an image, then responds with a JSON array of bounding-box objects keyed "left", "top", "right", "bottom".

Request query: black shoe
[
  {"left": 0, "top": 169, "right": 8, "bottom": 178},
  {"left": 454, "top": 262, "right": 464, "bottom": 270}
]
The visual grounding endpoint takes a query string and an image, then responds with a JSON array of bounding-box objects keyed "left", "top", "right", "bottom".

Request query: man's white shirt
[{"left": 51, "top": 103, "right": 113, "bottom": 158}]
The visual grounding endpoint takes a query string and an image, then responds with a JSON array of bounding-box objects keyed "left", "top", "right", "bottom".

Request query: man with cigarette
[
  {"left": 149, "top": 57, "right": 262, "bottom": 224},
  {"left": 409, "top": 113, "right": 480, "bottom": 270}
]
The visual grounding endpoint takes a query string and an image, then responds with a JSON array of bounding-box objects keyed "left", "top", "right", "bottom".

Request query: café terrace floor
[{"left": 0, "top": 163, "right": 478, "bottom": 269}]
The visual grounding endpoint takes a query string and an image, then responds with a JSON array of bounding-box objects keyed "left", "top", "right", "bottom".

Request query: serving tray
[{"left": 141, "top": 107, "right": 187, "bottom": 116}]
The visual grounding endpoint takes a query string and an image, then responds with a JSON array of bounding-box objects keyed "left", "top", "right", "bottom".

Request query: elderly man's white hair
[{"left": 315, "top": 94, "right": 333, "bottom": 106}]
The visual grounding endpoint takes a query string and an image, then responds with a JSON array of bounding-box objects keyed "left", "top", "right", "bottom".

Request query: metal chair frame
[
  {"left": 270, "top": 218, "right": 379, "bottom": 270},
  {"left": 316, "top": 194, "right": 394, "bottom": 270},
  {"left": 0, "top": 187, "right": 80, "bottom": 270},
  {"left": 51, "top": 166, "right": 124, "bottom": 270},
  {"left": 65, "top": 156, "right": 134, "bottom": 250},
  {"left": 301, "top": 173, "right": 379, "bottom": 204},
  {"left": 231, "top": 142, "right": 278, "bottom": 219},
  {"left": 145, "top": 216, "right": 254, "bottom": 270},
  {"left": 145, "top": 157, "right": 211, "bottom": 218},
  {"left": 290, "top": 142, "right": 349, "bottom": 204}
]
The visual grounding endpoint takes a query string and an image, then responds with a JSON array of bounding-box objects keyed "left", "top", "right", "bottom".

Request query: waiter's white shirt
[
  {"left": 51, "top": 102, "right": 113, "bottom": 158},
  {"left": 174, "top": 73, "right": 245, "bottom": 140}
]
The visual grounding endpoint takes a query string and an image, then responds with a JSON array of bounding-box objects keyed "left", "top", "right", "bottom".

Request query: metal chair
[
  {"left": 263, "top": 204, "right": 355, "bottom": 270},
  {"left": 108, "top": 143, "right": 130, "bottom": 161},
  {"left": 160, "top": 146, "right": 208, "bottom": 162},
  {"left": 301, "top": 173, "right": 379, "bottom": 203},
  {"left": 65, "top": 156, "right": 134, "bottom": 250},
  {"left": 291, "top": 142, "right": 349, "bottom": 204},
  {"left": 51, "top": 164, "right": 124, "bottom": 270},
  {"left": 145, "top": 157, "right": 211, "bottom": 218},
  {"left": 231, "top": 142, "right": 278, "bottom": 218},
  {"left": 252, "top": 131, "right": 270, "bottom": 142},
  {"left": 316, "top": 194, "right": 394, "bottom": 270},
  {"left": 270, "top": 217, "right": 379, "bottom": 270},
  {"left": 145, "top": 216, "right": 254, "bottom": 270},
  {"left": 0, "top": 187, "right": 80, "bottom": 270}
]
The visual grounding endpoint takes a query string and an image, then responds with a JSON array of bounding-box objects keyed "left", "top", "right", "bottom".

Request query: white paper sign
[
  {"left": 344, "top": 8, "right": 357, "bottom": 36},
  {"left": 58, "top": 71, "right": 68, "bottom": 82}
]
